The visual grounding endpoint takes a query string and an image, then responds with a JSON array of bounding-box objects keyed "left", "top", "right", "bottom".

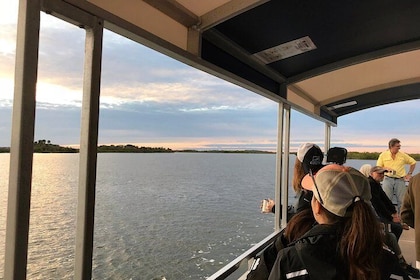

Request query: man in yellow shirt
[{"left": 377, "top": 138, "right": 416, "bottom": 213}]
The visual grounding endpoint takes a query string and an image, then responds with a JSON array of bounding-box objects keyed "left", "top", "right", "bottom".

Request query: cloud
[
  {"left": 331, "top": 100, "right": 420, "bottom": 153},
  {"left": 1, "top": 4, "right": 420, "bottom": 153},
  {"left": 0, "top": 2, "right": 17, "bottom": 25}
]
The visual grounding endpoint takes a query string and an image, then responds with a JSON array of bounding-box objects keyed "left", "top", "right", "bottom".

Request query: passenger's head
[
  {"left": 302, "top": 164, "right": 382, "bottom": 280},
  {"left": 370, "top": 166, "right": 387, "bottom": 183},
  {"left": 358, "top": 164, "right": 371, "bottom": 177},
  {"left": 388, "top": 138, "right": 401, "bottom": 150},
  {"left": 296, "top": 143, "right": 324, "bottom": 174},
  {"left": 293, "top": 143, "right": 324, "bottom": 193},
  {"left": 302, "top": 164, "right": 371, "bottom": 218}
]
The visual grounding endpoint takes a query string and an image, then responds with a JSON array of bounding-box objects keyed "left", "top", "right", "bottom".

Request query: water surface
[{"left": 0, "top": 153, "right": 383, "bottom": 279}]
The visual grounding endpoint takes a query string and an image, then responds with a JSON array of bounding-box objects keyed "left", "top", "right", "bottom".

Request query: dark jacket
[
  {"left": 247, "top": 193, "right": 314, "bottom": 280},
  {"left": 369, "top": 176, "right": 397, "bottom": 221},
  {"left": 246, "top": 231, "right": 288, "bottom": 280},
  {"left": 268, "top": 224, "right": 409, "bottom": 280}
]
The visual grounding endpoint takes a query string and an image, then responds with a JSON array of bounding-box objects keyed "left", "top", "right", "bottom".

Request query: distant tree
[
  {"left": 0, "top": 147, "right": 10, "bottom": 153},
  {"left": 97, "top": 144, "right": 173, "bottom": 153},
  {"left": 33, "top": 140, "right": 78, "bottom": 153}
]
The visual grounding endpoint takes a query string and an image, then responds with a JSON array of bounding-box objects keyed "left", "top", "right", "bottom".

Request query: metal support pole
[
  {"left": 275, "top": 102, "right": 284, "bottom": 231},
  {"left": 74, "top": 18, "right": 103, "bottom": 280},
  {"left": 4, "top": 1, "right": 40, "bottom": 279},
  {"left": 281, "top": 105, "right": 291, "bottom": 229},
  {"left": 325, "top": 123, "right": 331, "bottom": 153}
]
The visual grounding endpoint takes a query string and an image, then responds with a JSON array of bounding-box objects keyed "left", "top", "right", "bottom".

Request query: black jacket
[
  {"left": 369, "top": 176, "right": 397, "bottom": 222},
  {"left": 268, "top": 224, "right": 409, "bottom": 280}
]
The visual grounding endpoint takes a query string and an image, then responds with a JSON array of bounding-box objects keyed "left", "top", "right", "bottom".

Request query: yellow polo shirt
[{"left": 377, "top": 150, "right": 416, "bottom": 178}]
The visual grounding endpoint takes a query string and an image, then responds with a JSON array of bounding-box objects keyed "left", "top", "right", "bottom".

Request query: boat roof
[{"left": 62, "top": 0, "right": 420, "bottom": 125}]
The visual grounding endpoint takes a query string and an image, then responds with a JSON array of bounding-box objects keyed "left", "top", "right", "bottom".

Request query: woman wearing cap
[
  {"left": 246, "top": 143, "right": 324, "bottom": 280},
  {"left": 292, "top": 143, "right": 325, "bottom": 212},
  {"left": 268, "top": 164, "right": 409, "bottom": 280},
  {"left": 249, "top": 143, "right": 323, "bottom": 280},
  {"left": 261, "top": 143, "right": 324, "bottom": 215}
]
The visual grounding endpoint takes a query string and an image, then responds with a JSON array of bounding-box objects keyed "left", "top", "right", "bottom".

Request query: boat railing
[{"left": 207, "top": 230, "right": 282, "bottom": 280}]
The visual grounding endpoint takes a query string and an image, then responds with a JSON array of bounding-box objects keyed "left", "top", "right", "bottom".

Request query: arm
[
  {"left": 372, "top": 187, "right": 396, "bottom": 221},
  {"left": 405, "top": 162, "right": 416, "bottom": 181},
  {"left": 408, "top": 163, "right": 416, "bottom": 174}
]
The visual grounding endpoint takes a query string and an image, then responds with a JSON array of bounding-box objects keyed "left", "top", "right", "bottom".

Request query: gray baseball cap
[{"left": 301, "top": 164, "right": 372, "bottom": 217}]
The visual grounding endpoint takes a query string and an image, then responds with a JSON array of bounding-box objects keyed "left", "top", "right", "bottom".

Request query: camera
[{"left": 386, "top": 170, "right": 396, "bottom": 175}]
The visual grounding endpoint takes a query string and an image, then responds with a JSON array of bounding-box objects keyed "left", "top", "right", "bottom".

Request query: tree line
[
  {"left": 0, "top": 140, "right": 172, "bottom": 153},
  {"left": 97, "top": 144, "right": 172, "bottom": 153},
  {"left": 0, "top": 141, "right": 420, "bottom": 159}
]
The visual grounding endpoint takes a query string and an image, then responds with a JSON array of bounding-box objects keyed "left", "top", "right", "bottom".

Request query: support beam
[
  {"left": 187, "top": 27, "right": 201, "bottom": 56},
  {"left": 325, "top": 123, "right": 331, "bottom": 153},
  {"left": 143, "top": 0, "right": 198, "bottom": 27},
  {"left": 275, "top": 102, "right": 284, "bottom": 231},
  {"left": 199, "top": 0, "right": 270, "bottom": 31},
  {"left": 4, "top": 0, "right": 41, "bottom": 279},
  {"left": 74, "top": 17, "right": 103, "bottom": 280},
  {"left": 281, "top": 104, "right": 291, "bottom": 229}
]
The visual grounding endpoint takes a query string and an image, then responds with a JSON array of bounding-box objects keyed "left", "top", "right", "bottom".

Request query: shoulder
[
  {"left": 398, "top": 151, "right": 416, "bottom": 161},
  {"left": 294, "top": 225, "right": 339, "bottom": 260},
  {"left": 378, "top": 150, "right": 391, "bottom": 159},
  {"left": 379, "top": 247, "right": 409, "bottom": 279},
  {"left": 368, "top": 176, "right": 377, "bottom": 184},
  {"left": 270, "top": 246, "right": 307, "bottom": 280}
]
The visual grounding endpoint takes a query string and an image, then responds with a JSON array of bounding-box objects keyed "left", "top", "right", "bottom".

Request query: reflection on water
[
  {"left": 0, "top": 154, "right": 79, "bottom": 279},
  {"left": 0, "top": 153, "right": 379, "bottom": 279}
]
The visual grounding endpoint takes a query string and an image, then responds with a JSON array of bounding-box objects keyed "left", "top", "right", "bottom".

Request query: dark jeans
[{"left": 381, "top": 218, "right": 403, "bottom": 241}]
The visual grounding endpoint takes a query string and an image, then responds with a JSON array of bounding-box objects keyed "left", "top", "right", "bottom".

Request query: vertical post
[
  {"left": 281, "top": 105, "right": 291, "bottom": 229},
  {"left": 324, "top": 123, "right": 331, "bottom": 153},
  {"left": 275, "top": 102, "right": 284, "bottom": 231},
  {"left": 74, "top": 18, "right": 103, "bottom": 280},
  {"left": 4, "top": 0, "right": 40, "bottom": 279}
]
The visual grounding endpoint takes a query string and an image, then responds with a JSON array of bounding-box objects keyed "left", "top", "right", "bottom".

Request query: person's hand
[
  {"left": 261, "top": 198, "right": 275, "bottom": 213},
  {"left": 391, "top": 213, "right": 401, "bottom": 223},
  {"left": 404, "top": 174, "right": 412, "bottom": 182}
]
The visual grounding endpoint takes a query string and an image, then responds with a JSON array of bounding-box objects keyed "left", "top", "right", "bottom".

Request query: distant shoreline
[{"left": 1, "top": 141, "right": 419, "bottom": 160}]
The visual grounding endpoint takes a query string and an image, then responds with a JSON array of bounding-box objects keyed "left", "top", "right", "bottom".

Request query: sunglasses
[{"left": 309, "top": 169, "right": 324, "bottom": 205}]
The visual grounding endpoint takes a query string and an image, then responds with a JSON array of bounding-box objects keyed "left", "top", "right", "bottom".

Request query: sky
[{"left": 1, "top": 2, "right": 420, "bottom": 153}]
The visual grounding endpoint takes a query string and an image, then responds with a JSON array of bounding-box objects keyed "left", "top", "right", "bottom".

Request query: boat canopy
[{"left": 61, "top": 0, "right": 420, "bottom": 125}]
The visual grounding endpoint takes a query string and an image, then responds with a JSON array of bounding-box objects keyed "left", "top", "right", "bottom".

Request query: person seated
[
  {"left": 246, "top": 208, "right": 315, "bottom": 280},
  {"left": 359, "top": 163, "right": 372, "bottom": 177},
  {"left": 360, "top": 164, "right": 419, "bottom": 278},
  {"left": 261, "top": 143, "right": 324, "bottom": 216},
  {"left": 268, "top": 164, "right": 410, "bottom": 280},
  {"left": 365, "top": 166, "right": 420, "bottom": 278},
  {"left": 379, "top": 222, "right": 420, "bottom": 278},
  {"left": 367, "top": 165, "right": 407, "bottom": 239},
  {"left": 249, "top": 143, "right": 323, "bottom": 279}
]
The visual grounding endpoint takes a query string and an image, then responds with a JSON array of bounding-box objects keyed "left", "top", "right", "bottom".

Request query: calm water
[{"left": 0, "top": 154, "right": 385, "bottom": 279}]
